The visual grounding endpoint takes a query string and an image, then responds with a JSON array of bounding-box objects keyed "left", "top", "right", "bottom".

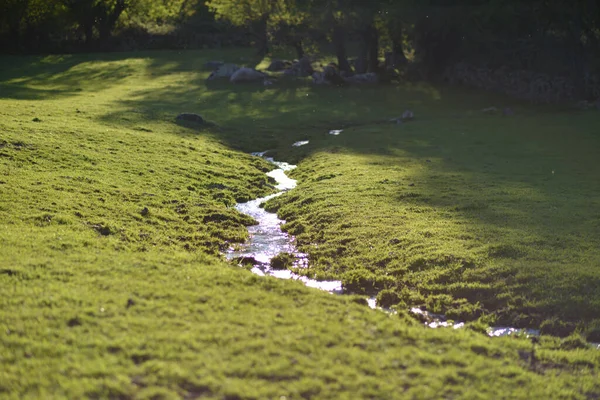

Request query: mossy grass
[{"left": 1, "top": 49, "right": 600, "bottom": 398}]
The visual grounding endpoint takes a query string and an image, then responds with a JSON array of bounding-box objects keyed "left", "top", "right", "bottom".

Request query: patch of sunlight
[{"left": 40, "top": 55, "right": 72, "bottom": 64}]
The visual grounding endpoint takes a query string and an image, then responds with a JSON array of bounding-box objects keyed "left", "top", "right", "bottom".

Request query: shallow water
[
  {"left": 487, "top": 327, "right": 540, "bottom": 338},
  {"left": 227, "top": 153, "right": 342, "bottom": 293},
  {"left": 365, "top": 300, "right": 542, "bottom": 338}
]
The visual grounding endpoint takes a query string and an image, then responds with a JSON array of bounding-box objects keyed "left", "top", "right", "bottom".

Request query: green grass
[
  {"left": 1, "top": 49, "right": 600, "bottom": 399},
  {"left": 264, "top": 95, "right": 600, "bottom": 339}
]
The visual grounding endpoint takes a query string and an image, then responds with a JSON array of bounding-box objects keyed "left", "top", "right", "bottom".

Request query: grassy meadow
[
  {"left": 266, "top": 92, "right": 600, "bottom": 337},
  {"left": 1, "top": 49, "right": 600, "bottom": 399}
]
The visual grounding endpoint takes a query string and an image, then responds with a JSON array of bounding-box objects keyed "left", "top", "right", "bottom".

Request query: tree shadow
[
  {"left": 98, "top": 65, "right": 457, "bottom": 153},
  {"left": 329, "top": 111, "right": 600, "bottom": 323},
  {"left": 52, "top": 48, "right": 597, "bottom": 324},
  {"left": 142, "top": 48, "right": 264, "bottom": 77},
  {"left": 85, "top": 50, "right": 598, "bottom": 242},
  {"left": 0, "top": 53, "right": 139, "bottom": 100}
]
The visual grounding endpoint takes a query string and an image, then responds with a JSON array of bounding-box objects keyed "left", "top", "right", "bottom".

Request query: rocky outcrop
[
  {"left": 444, "top": 62, "right": 600, "bottom": 103},
  {"left": 344, "top": 73, "right": 379, "bottom": 84},
  {"left": 207, "top": 63, "right": 240, "bottom": 80},
  {"left": 283, "top": 57, "right": 314, "bottom": 77},
  {"left": 267, "top": 59, "right": 291, "bottom": 72},
  {"left": 230, "top": 67, "right": 267, "bottom": 83},
  {"left": 312, "top": 65, "right": 345, "bottom": 85},
  {"left": 390, "top": 110, "right": 415, "bottom": 124},
  {"left": 312, "top": 71, "right": 330, "bottom": 85}
]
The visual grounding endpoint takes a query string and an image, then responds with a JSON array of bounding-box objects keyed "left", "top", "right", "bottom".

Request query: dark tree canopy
[{"left": 2, "top": 0, "right": 599, "bottom": 100}]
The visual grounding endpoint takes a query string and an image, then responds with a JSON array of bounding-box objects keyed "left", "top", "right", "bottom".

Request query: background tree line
[
  {"left": 0, "top": 0, "right": 246, "bottom": 53},
  {"left": 2, "top": 0, "right": 599, "bottom": 100}
]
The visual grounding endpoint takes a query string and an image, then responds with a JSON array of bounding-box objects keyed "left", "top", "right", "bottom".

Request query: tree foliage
[
  {"left": 0, "top": 0, "right": 201, "bottom": 51},
  {"left": 2, "top": 0, "right": 600, "bottom": 100}
]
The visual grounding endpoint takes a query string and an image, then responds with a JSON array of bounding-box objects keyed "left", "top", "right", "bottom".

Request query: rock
[
  {"left": 267, "top": 59, "right": 290, "bottom": 72},
  {"left": 93, "top": 224, "right": 112, "bottom": 236},
  {"left": 481, "top": 106, "right": 499, "bottom": 114},
  {"left": 207, "top": 63, "right": 239, "bottom": 80},
  {"left": 401, "top": 110, "right": 414, "bottom": 121},
  {"left": 312, "top": 71, "right": 330, "bottom": 85},
  {"left": 230, "top": 67, "right": 267, "bottom": 83},
  {"left": 176, "top": 113, "right": 205, "bottom": 124},
  {"left": 344, "top": 73, "right": 379, "bottom": 84},
  {"left": 324, "top": 65, "right": 345, "bottom": 85},
  {"left": 354, "top": 58, "right": 368, "bottom": 74},
  {"left": 390, "top": 110, "right": 414, "bottom": 124},
  {"left": 575, "top": 100, "right": 596, "bottom": 110},
  {"left": 283, "top": 56, "right": 314, "bottom": 78},
  {"left": 204, "top": 60, "right": 224, "bottom": 71},
  {"left": 312, "top": 65, "right": 344, "bottom": 85}
]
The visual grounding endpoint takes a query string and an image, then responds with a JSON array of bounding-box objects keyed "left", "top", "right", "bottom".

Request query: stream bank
[{"left": 226, "top": 152, "right": 599, "bottom": 349}]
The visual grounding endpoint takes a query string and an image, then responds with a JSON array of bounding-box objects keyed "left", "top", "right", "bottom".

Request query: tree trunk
[
  {"left": 332, "top": 25, "right": 352, "bottom": 74},
  {"left": 98, "top": 0, "right": 126, "bottom": 43},
  {"left": 570, "top": 4, "right": 587, "bottom": 100},
  {"left": 7, "top": 24, "right": 21, "bottom": 52},
  {"left": 253, "top": 15, "right": 269, "bottom": 57},
  {"left": 356, "top": 47, "right": 368, "bottom": 74},
  {"left": 292, "top": 40, "right": 304, "bottom": 59},
  {"left": 388, "top": 21, "right": 408, "bottom": 68},
  {"left": 5, "top": 0, "right": 29, "bottom": 52},
  {"left": 366, "top": 24, "right": 379, "bottom": 73},
  {"left": 356, "top": 27, "right": 368, "bottom": 74},
  {"left": 391, "top": 42, "right": 408, "bottom": 67},
  {"left": 83, "top": 22, "right": 94, "bottom": 45}
]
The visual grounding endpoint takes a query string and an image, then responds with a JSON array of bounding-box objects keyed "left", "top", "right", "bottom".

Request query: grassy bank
[
  {"left": 1, "top": 49, "right": 600, "bottom": 398},
  {"left": 264, "top": 89, "right": 600, "bottom": 339}
]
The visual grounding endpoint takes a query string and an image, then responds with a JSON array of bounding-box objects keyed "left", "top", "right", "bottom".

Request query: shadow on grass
[
  {"left": 104, "top": 51, "right": 600, "bottom": 328},
  {"left": 0, "top": 52, "right": 146, "bottom": 100},
  {"left": 88, "top": 50, "right": 600, "bottom": 200},
  {"left": 5, "top": 49, "right": 599, "bottom": 327}
]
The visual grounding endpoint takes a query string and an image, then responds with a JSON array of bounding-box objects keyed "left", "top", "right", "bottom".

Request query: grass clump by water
[
  {"left": 270, "top": 252, "right": 295, "bottom": 270},
  {"left": 1, "top": 49, "right": 600, "bottom": 398}
]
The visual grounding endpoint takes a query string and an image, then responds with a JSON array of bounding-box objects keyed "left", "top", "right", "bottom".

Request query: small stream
[
  {"left": 226, "top": 152, "right": 600, "bottom": 348},
  {"left": 226, "top": 152, "right": 343, "bottom": 294}
]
